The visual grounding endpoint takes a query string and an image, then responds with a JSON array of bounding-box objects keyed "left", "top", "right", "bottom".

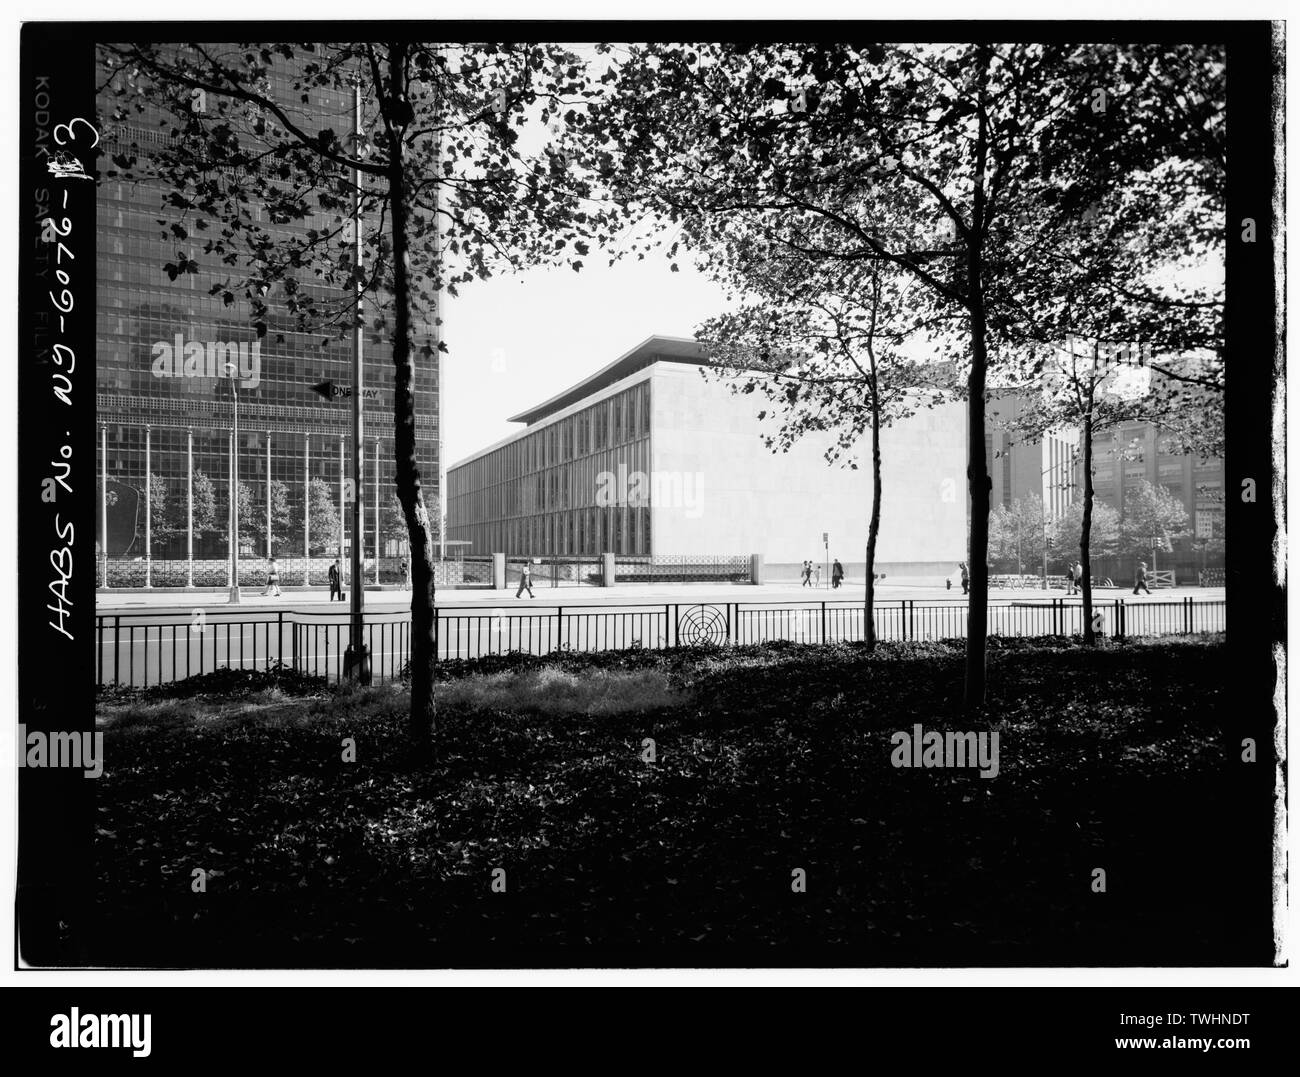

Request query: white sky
[
  {"left": 437, "top": 41, "right": 732, "bottom": 469},
  {"left": 440, "top": 255, "right": 729, "bottom": 467}
]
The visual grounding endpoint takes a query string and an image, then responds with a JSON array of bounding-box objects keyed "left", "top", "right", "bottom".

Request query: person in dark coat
[
  {"left": 1065, "top": 564, "right": 1076, "bottom": 596},
  {"left": 328, "top": 559, "right": 342, "bottom": 601},
  {"left": 801, "top": 560, "right": 813, "bottom": 587},
  {"left": 516, "top": 561, "right": 535, "bottom": 599},
  {"left": 1133, "top": 560, "right": 1152, "bottom": 595},
  {"left": 831, "top": 559, "right": 844, "bottom": 589},
  {"left": 959, "top": 561, "right": 969, "bottom": 595}
]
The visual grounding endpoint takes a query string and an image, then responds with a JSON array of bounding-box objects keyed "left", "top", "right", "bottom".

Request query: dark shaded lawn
[{"left": 88, "top": 634, "right": 1273, "bottom": 967}]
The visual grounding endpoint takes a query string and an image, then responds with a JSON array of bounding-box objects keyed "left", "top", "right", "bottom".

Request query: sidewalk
[{"left": 96, "top": 580, "right": 1226, "bottom": 613}]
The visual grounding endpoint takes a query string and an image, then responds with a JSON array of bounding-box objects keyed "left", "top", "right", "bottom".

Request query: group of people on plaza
[
  {"left": 1064, "top": 561, "right": 1085, "bottom": 595},
  {"left": 948, "top": 559, "right": 1152, "bottom": 595},
  {"left": 800, "top": 559, "right": 844, "bottom": 589},
  {"left": 249, "top": 552, "right": 1156, "bottom": 600}
]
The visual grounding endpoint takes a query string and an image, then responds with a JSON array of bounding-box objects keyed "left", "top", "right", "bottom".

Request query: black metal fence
[
  {"left": 95, "top": 597, "right": 1227, "bottom": 690},
  {"left": 99, "top": 556, "right": 489, "bottom": 589}
]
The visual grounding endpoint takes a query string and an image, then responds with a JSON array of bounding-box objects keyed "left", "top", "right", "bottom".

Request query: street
[{"left": 94, "top": 581, "right": 1227, "bottom": 689}]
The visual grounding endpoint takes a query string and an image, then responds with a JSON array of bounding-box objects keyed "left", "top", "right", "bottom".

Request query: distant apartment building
[
  {"left": 446, "top": 336, "right": 970, "bottom": 577},
  {"left": 986, "top": 379, "right": 1224, "bottom": 579},
  {"left": 985, "top": 394, "right": 1081, "bottom": 518},
  {"left": 1087, "top": 422, "right": 1225, "bottom": 576}
]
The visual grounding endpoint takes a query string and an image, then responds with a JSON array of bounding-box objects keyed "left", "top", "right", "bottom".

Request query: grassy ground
[{"left": 90, "top": 634, "right": 1272, "bottom": 967}]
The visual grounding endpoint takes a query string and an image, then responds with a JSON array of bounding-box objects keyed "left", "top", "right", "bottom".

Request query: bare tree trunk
[
  {"left": 1081, "top": 387, "right": 1096, "bottom": 645},
  {"left": 382, "top": 44, "right": 438, "bottom": 760},
  {"left": 965, "top": 299, "right": 991, "bottom": 708},
  {"left": 964, "top": 45, "right": 992, "bottom": 712},
  {"left": 865, "top": 378, "right": 882, "bottom": 651}
]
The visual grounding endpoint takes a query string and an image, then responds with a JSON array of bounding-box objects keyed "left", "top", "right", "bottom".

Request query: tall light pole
[
  {"left": 373, "top": 435, "right": 380, "bottom": 585},
  {"left": 226, "top": 362, "right": 241, "bottom": 604},
  {"left": 144, "top": 426, "right": 152, "bottom": 588},
  {"left": 343, "top": 71, "right": 370, "bottom": 683},
  {"left": 101, "top": 425, "right": 110, "bottom": 589}
]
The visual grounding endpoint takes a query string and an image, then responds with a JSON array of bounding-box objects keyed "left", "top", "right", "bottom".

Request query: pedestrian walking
[
  {"left": 801, "top": 560, "right": 812, "bottom": 587},
  {"left": 831, "top": 558, "right": 844, "bottom": 590},
  {"left": 813, "top": 562, "right": 822, "bottom": 587},
  {"left": 1073, "top": 561, "right": 1084, "bottom": 595},
  {"left": 400, "top": 557, "right": 410, "bottom": 590},
  {"left": 328, "top": 558, "right": 342, "bottom": 601},
  {"left": 516, "top": 561, "right": 535, "bottom": 599},
  {"left": 262, "top": 556, "right": 281, "bottom": 598},
  {"left": 1133, "top": 560, "right": 1152, "bottom": 595},
  {"left": 1065, "top": 564, "right": 1076, "bottom": 596},
  {"left": 959, "top": 561, "right": 969, "bottom": 595}
]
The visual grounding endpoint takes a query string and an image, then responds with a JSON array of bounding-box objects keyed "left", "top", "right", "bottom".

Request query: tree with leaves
[
  {"left": 988, "top": 495, "right": 1046, "bottom": 575},
  {"left": 1049, "top": 498, "right": 1120, "bottom": 563},
  {"left": 147, "top": 473, "right": 175, "bottom": 550},
  {"left": 1121, "top": 478, "right": 1191, "bottom": 572},
  {"left": 303, "top": 476, "right": 341, "bottom": 556},
  {"left": 190, "top": 469, "right": 220, "bottom": 541},
  {"left": 1000, "top": 158, "right": 1222, "bottom": 637},
  {"left": 235, "top": 481, "right": 257, "bottom": 553},
  {"left": 696, "top": 239, "right": 944, "bottom": 649},
  {"left": 96, "top": 481, "right": 121, "bottom": 558},
  {"left": 581, "top": 41, "right": 1225, "bottom": 708},
  {"left": 383, "top": 490, "right": 437, "bottom": 551},
  {"left": 996, "top": 37, "right": 1222, "bottom": 634},
  {"left": 237, "top": 478, "right": 293, "bottom": 554},
  {"left": 99, "top": 41, "right": 615, "bottom": 756}
]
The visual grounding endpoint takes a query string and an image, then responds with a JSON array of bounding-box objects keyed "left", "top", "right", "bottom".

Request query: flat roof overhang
[{"left": 505, "top": 335, "right": 705, "bottom": 425}]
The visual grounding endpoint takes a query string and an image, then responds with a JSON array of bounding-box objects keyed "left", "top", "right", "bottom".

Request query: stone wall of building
[{"left": 648, "top": 364, "right": 968, "bottom": 572}]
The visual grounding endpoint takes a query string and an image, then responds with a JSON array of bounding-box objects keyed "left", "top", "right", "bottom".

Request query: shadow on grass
[{"left": 85, "top": 633, "right": 1274, "bottom": 968}]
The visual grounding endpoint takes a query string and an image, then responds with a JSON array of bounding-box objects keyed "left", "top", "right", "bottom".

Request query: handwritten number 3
[{"left": 54, "top": 117, "right": 100, "bottom": 149}]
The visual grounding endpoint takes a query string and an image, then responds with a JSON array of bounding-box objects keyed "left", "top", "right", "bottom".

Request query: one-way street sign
[{"left": 311, "top": 380, "right": 380, "bottom": 402}]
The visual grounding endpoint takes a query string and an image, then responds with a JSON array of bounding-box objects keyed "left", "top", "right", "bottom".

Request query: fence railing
[
  {"left": 501, "top": 558, "right": 604, "bottom": 588},
  {"left": 98, "top": 556, "right": 489, "bottom": 589},
  {"left": 95, "top": 597, "right": 1227, "bottom": 690},
  {"left": 488, "top": 554, "right": 752, "bottom": 586}
]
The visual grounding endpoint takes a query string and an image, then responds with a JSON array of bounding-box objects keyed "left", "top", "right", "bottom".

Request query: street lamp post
[
  {"left": 342, "top": 71, "right": 370, "bottom": 684},
  {"left": 226, "top": 362, "right": 241, "bottom": 604}
]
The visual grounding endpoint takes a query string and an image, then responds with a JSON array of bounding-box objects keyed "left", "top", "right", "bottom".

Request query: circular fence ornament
[{"left": 677, "top": 603, "right": 728, "bottom": 646}]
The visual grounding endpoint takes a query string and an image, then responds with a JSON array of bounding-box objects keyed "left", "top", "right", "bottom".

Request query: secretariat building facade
[{"left": 94, "top": 44, "right": 440, "bottom": 585}]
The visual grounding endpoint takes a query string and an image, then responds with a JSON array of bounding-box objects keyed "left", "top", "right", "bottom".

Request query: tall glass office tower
[{"left": 94, "top": 42, "right": 440, "bottom": 586}]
